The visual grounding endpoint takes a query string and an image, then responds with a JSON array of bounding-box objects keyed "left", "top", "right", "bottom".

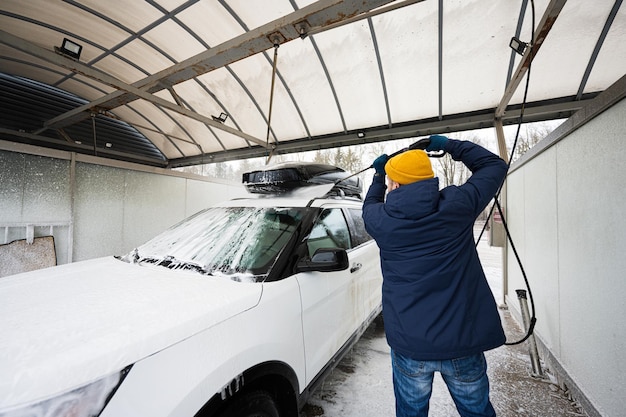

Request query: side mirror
[{"left": 296, "top": 248, "right": 349, "bottom": 273}]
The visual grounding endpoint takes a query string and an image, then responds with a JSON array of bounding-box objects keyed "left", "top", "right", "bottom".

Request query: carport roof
[{"left": 1, "top": 0, "right": 625, "bottom": 168}]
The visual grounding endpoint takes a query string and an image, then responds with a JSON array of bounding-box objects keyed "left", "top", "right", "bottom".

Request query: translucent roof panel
[
  {"left": 153, "top": 0, "right": 189, "bottom": 13},
  {"left": 1, "top": 0, "right": 625, "bottom": 167},
  {"left": 441, "top": 1, "right": 521, "bottom": 114},
  {"left": 115, "top": 39, "right": 174, "bottom": 76},
  {"left": 374, "top": 2, "right": 440, "bottom": 122},
  {"left": 586, "top": 7, "right": 626, "bottom": 93},
  {"left": 94, "top": 55, "right": 150, "bottom": 85},
  {"left": 141, "top": 19, "right": 208, "bottom": 63},
  {"left": 228, "top": 52, "right": 306, "bottom": 142},
  {"left": 57, "top": 73, "right": 115, "bottom": 101},
  {"left": 313, "top": 20, "right": 389, "bottom": 130},
  {"left": 79, "top": 0, "right": 163, "bottom": 34},
  {"left": 227, "top": 0, "right": 297, "bottom": 31},
  {"left": 195, "top": 66, "right": 268, "bottom": 145},
  {"left": 511, "top": 0, "right": 623, "bottom": 104},
  {"left": 274, "top": 37, "right": 344, "bottom": 137},
  {"left": 175, "top": 2, "right": 246, "bottom": 47}
]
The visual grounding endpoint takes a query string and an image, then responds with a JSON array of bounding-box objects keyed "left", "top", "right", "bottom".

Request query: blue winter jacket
[{"left": 362, "top": 139, "right": 507, "bottom": 360}]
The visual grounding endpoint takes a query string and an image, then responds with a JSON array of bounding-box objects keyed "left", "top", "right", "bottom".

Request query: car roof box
[{"left": 242, "top": 162, "right": 362, "bottom": 197}]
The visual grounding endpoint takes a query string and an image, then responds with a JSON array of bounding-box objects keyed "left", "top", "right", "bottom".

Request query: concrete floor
[{"left": 301, "top": 225, "right": 589, "bottom": 417}]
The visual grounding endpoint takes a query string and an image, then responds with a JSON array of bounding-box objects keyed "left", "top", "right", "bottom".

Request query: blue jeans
[{"left": 391, "top": 350, "right": 496, "bottom": 417}]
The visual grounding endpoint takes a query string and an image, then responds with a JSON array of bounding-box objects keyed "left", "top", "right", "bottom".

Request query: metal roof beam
[
  {"left": 438, "top": 0, "right": 443, "bottom": 120},
  {"left": 36, "top": 0, "right": 396, "bottom": 131},
  {"left": 306, "top": 0, "right": 426, "bottom": 37},
  {"left": 576, "top": 0, "right": 622, "bottom": 100},
  {"left": 505, "top": 0, "right": 529, "bottom": 88},
  {"left": 496, "top": 0, "right": 568, "bottom": 119},
  {"left": 169, "top": 95, "right": 593, "bottom": 167}
]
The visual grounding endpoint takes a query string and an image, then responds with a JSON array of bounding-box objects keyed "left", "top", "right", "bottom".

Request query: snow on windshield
[{"left": 129, "top": 207, "right": 304, "bottom": 281}]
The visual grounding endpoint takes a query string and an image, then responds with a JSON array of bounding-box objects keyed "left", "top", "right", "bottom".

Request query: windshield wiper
[
  {"left": 137, "top": 254, "right": 214, "bottom": 276},
  {"left": 115, "top": 248, "right": 139, "bottom": 264}
]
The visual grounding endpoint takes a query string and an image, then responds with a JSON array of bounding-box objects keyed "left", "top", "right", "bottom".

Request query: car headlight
[{"left": 0, "top": 367, "right": 130, "bottom": 417}]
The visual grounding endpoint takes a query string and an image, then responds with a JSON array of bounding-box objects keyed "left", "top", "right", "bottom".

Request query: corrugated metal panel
[{"left": 0, "top": 73, "right": 166, "bottom": 165}]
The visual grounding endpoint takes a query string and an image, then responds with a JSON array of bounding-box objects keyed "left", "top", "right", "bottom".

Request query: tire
[{"left": 219, "top": 390, "right": 280, "bottom": 417}]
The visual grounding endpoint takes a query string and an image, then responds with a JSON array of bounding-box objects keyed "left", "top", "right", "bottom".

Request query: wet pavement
[
  {"left": 301, "top": 311, "right": 588, "bottom": 417},
  {"left": 301, "top": 225, "right": 589, "bottom": 417}
]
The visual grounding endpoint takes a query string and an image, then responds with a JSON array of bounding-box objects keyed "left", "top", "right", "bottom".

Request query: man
[{"left": 362, "top": 135, "right": 508, "bottom": 417}]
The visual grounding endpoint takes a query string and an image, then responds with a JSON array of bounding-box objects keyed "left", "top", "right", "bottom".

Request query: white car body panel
[
  {"left": 101, "top": 279, "right": 305, "bottom": 417},
  {"left": 0, "top": 257, "right": 262, "bottom": 409},
  {"left": 297, "top": 240, "right": 381, "bottom": 384}
]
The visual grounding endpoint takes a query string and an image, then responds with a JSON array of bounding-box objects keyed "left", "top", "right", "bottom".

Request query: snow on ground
[{"left": 302, "top": 223, "right": 588, "bottom": 417}]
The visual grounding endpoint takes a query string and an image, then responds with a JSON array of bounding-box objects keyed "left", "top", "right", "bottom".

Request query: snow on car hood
[{"left": 0, "top": 256, "right": 263, "bottom": 408}]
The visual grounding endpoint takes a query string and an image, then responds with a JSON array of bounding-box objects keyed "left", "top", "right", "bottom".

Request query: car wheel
[{"left": 220, "top": 390, "right": 280, "bottom": 417}]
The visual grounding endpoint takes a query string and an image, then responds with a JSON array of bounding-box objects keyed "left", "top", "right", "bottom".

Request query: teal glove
[
  {"left": 426, "top": 135, "right": 448, "bottom": 152},
  {"left": 372, "top": 154, "right": 388, "bottom": 175}
]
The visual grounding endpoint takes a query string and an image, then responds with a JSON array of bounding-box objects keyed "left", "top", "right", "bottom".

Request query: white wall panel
[
  {"left": 0, "top": 152, "right": 72, "bottom": 264},
  {"left": 506, "top": 98, "right": 626, "bottom": 417},
  {"left": 122, "top": 170, "right": 187, "bottom": 254},
  {"left": 74, "top": 163, "right": 127, "bottom": 261},
  {"left": 184, "top": 180, "right": 245, "bottom": 218},
  {"left": 523, "top": 149, "right": 560, "bottom": 355},
  {"left": 556, "top": 98, "right": 626, "bottom": 416},
  {"left": 0, "top": 150, "right": 244, "bottom": 267}
]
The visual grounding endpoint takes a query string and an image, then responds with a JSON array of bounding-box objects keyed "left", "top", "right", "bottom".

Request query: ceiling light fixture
[
  {"left": 56, "top": 38, "right": 83, "bottom": 60},
  {"left": 212, "top": 112, "right": 228, "bottom": 123},
  {"left": 509, "top": 37, "right": 528, "bottom": 55},
  {"left": 357, "top": 131, "right": 366, "bottom": 139}
]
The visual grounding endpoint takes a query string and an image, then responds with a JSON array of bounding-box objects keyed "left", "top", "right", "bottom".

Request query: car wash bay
[
  {"left": 2, "top": 1, "right": 626, "bottom": 416},
  {"left": 3, "top": 85, "right": 625, "bottom": 416}
]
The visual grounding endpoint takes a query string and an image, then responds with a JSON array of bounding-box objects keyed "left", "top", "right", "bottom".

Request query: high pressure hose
[{"left": 476, "top": 0, "right": 537, "bottom": 346}]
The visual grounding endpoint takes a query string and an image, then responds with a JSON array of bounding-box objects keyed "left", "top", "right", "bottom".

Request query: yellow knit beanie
[{"left": 385, "top": 150, "right": 434, "bottom": 185}]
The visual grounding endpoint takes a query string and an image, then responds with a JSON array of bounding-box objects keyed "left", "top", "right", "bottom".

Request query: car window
[
  {"left": 347, "top": 208, "right": 373, "bottom": 247},
  {"left": 307, "top": 209, "right": 351, "bottom": 257},
  {"left": 127, "top": 207, "right": 304, "bottom": 281}
]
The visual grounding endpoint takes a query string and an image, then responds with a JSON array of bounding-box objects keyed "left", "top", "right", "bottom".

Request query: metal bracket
[
  {"left": 267, "top": 31, "right": 286, "bottom": 47},
  {"left": 294, "top": 20, "right": 312, "bottom": 39}
]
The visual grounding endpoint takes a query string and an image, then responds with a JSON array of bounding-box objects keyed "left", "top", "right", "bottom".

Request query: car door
[
  {"left": 344, "top": 207, "right": 382, "bottom": 329},
  {"left": 295, "top": 205, "right": 381, "bottom": 384}
]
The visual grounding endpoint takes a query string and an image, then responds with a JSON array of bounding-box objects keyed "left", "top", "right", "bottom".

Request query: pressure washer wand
[{"left": 335, "top": 137, "right": 444, "bottom": 185}]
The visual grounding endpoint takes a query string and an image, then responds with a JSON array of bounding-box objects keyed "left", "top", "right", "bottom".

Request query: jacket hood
[
  {"left": 384, "top": 178, "right": 440, "bottom": 220},
  {"left": 0, "top": 257, "right": 262, "bottom": 408}
]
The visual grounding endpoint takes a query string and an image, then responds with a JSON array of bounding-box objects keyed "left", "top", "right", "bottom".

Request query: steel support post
[{"left": 516, "top": 289, "right": 543, "bottom": 377}]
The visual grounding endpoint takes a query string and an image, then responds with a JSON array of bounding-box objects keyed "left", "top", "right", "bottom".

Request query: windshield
[{"left": 123, "top": 207, "right": 305, "bottom": 282}]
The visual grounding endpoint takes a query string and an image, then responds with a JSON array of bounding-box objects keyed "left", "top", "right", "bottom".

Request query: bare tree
[
  {"left": 312, "top": 149, "right": 332, "bottom": 165},
  {"left": 177, "top": 164, "right": 204, "bottom": 176},
  {"left": 434, "top": 133, "right": 486, "bottom": 187},
  {"left": 437, "top": 153, "right": 458, "bottom": 187},
  {"left": 366, "top": 143, "right": 388, "bottom": 161},
  {"left": 311, "top": 146, "right": 366, "bottom": 174},
  {"left": 341, "top": 146, "right": 366, "bottom": 174},
  {"left": 512, "top": 123, "right": 551, "bottom": 161}
]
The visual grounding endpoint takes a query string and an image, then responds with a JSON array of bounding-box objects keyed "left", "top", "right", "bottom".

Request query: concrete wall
[
  {"left": 0, "top": 146, "right": 246, "bottom": 267},
  {"left": 506, "top": 87, "right": 626, "bottom": 416}
]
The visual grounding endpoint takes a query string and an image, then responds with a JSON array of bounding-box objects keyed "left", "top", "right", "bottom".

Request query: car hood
[{"left": 0, "top": 257, "right": 263, "bottom": 408}]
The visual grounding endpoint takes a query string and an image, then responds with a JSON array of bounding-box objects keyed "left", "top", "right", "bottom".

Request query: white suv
[{"left": 0, "top": 163, "right": 383, "bottom": 417}]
